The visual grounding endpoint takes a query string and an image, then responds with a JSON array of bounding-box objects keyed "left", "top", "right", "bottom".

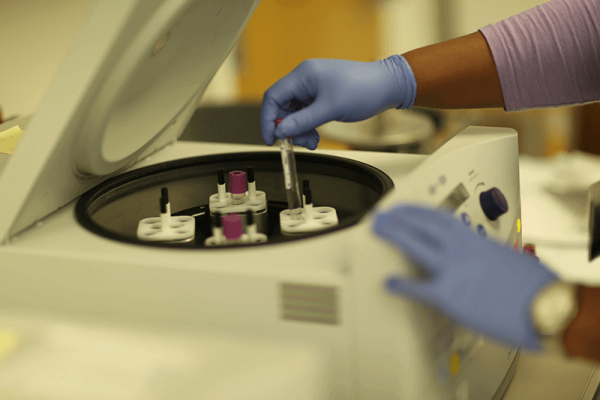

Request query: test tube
[
  {"left": 229, "top": 171, "right": 247, "bottom": 205},
  {"left": 276, "top": 119, "right": 302, "bottom": 220},
  {"left": 223, "top": 213, "right": 243, "bottom": 240}
]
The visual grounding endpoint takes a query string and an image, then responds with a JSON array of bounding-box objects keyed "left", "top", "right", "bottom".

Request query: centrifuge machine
[{"left": 0, "top": 1, "right": 522, "bottom": 399}]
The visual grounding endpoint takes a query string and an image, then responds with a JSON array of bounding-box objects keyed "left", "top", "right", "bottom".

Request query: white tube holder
[
  {"left": 279, "top": 205, "right": 338, "bottom": 234},
  {"left": 209, "top": 190, "right": 267, "bottom": 214},
  {"left": 137, "top": 203, "right": 195, "bottom": 242}
]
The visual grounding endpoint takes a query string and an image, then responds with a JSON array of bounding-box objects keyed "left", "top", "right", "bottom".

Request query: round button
[
  {"left": 450, "top": 353, "right": 462, "bottom": 376},
  {"left": 461, "top": 213, "right": 471, "bottom": 227},
  {"left": 479, "top": 187, "right": 508, "bottom": 221},
  {"left": 476, "top": 225, "right": 487, "bottom": 238}
]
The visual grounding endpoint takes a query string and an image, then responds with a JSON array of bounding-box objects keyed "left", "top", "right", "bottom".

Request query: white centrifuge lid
[{"left": 0, "top": 0, "right": 260, "bottom": 243}]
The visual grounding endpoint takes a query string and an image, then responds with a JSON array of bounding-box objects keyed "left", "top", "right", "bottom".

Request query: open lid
[{"left": 0, "top": 0, "right": 260, "bottom": 243}]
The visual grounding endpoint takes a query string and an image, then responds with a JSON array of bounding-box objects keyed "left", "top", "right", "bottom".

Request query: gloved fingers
[
  {"left": 373, "top": 213, "right": 443, "bottom": 272},
  {"left": 274, "top": 100, "right": 337, "bottom": 140},
  {"left": 385, "top": 276, "right": 438, "bottom": 304},
  {"left": 260, "top": 94, "right": 287, "bottom": 146},
  {"left": 260, "top": 70, "right": 315, "bottom": 145},
  {"left": 290, "top": 130, "right": 320, "bottom": 150}
]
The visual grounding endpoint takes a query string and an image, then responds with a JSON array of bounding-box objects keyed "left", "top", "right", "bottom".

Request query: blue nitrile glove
[
  {"left": 260, "top": 55, "right": 417, "bottom": 150},
  {"left": 372, "top": 205, "right": 558, "bottom": 350}
]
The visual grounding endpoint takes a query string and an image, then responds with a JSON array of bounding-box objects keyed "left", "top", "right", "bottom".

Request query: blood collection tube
[
  {"left": 223, "top": 213, "right": 243, "bottom": 240},
  {"left": 276, "top": 118, "right": 303, "bottom": 220},
  {"left": 229, "top": 171, "right": 247, "bottom": 205}
]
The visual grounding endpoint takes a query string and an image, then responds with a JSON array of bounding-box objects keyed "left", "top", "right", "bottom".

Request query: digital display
[{"left": 439, "top": 183, "right": 469, "bottom": 211}]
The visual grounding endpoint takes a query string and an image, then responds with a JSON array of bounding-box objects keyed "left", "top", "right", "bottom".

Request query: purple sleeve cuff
[{"left": 479, "top": 0, "right": 600, "bottom": 111}]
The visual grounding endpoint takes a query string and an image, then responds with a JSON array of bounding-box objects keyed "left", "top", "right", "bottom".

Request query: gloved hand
[
  {"left": 372, "top": 205, "right": 558, "bottom": 350},
  {"left": 260, "top": 55, "right": 417, "bottom": 150}
]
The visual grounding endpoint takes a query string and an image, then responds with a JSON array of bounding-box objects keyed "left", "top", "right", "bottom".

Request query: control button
[
  {"left": 476, "top": 225, "right": 486, "bottom": 238},
  {"left": 461, "top": 213, "right": 471, "bottom": 227},
  {"left": 479, "top": 187, "right": 508, "bottom": 221},
  {"left": 523, "top": 243, "right": 540, "bottom": 260},
  {"left": 450, "top": 353, "right": 462, "bottom": 376},
  {"left": 429, "top": 185, "right": 436, "bottom": 195},
  {"left": 439, "top": 175, "right": 447, "bottom": 184},
  {"left": 523, "top": 243, "right": 536, "bottom": 255},
  {"left": 517, "top": 218, "right": 521, "bottom": 233}
]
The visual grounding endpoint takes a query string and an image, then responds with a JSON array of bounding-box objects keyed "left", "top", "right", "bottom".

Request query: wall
[
  {"left": 1, "top": 0, "right": 574, "bottom": 156},
  {"left": 1, "top": 0, "right": 552, "bottom": 116},
  {"left": 237, "top": 0, "right": 379, "bottom": 102}
]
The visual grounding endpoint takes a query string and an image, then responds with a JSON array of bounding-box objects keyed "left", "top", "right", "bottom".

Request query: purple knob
[
  {"left": 480, "top": 187, "right": 508, "bottom": 221},
  {"left": 229, "top": 171, "right": 247, "bottom": 194},
  {"left": 223, "top": 213, "right": 243, "bottom": 240}
]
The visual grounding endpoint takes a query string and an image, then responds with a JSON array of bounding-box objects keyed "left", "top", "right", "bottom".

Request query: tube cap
[
  {"left": 223, "top": 213, "right": 243, "bottom": 240},
  {"left": 229, "top": 171, "right": 247, "bottom": 194}
]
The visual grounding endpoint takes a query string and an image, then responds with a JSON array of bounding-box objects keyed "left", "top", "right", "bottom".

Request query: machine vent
[{"left": 280, "top": 283, "right": 338, "bottom": 325}]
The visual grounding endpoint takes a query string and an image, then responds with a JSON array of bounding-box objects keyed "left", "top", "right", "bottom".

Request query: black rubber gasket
[{"left": 75, "top": 151, "right": 394, "bottom": 250}]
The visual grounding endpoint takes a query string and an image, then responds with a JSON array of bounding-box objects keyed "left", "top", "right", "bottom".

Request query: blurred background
[{"left": 1, "top": 0, "right": 597, "bottom": 156}]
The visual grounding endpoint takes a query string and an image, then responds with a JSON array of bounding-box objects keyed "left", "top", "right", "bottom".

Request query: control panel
[
  {"left": 395, "top": 128, "right": 522, "bottom": 251},
  {"left": 379, "top": 127, "right": 522, "bottom": 399}
]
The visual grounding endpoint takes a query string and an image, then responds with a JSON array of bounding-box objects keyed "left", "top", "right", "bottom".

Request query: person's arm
[
  {"left": 403, "top": 32, "right": 505, "bottom": 109},
  {"left": 480, "top": 0, "right": 600, "bottom": 111},
  {"left": 407, "top": 0, "right": 600, "bottom": 111},
  {"left": 261, "top": 0, "right": 600, "bottom": 147}
]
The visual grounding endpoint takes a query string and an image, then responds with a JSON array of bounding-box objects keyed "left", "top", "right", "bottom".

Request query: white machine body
[
  {"left": 0, "top": 130, "right": 521, "bottom": 400},
  {"left": 0, "top": 1, "right": 521, "bottom": 399}
]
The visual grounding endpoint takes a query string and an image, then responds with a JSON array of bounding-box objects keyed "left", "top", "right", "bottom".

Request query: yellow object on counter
[{"left": 0, "top": 125, "right": 24, "bottom": 154}]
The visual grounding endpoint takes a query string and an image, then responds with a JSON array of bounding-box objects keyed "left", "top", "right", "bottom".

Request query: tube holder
[
  {"left": 209, "top": 190, "right": 267, "bottom": 214},
  {"left": 204, "top": 232, "right": 268, "bottom": 247},
  {"left": 280, "top": 206, "right": 338, "bottom": 234},
  {"left": 137, "top": 216, "right": 195, "bottom": 242}
]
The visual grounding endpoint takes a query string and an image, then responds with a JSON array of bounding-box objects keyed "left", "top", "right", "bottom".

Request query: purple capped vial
[
  {"left": 229, "top": 171, "right": 247, "bottom": 205},
  {"left": 222, "top": 213, "right": 243, "bottom": 240}
]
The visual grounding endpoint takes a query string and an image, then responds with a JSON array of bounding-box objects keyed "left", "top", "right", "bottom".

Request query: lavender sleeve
[{"left": 479, "top": 0, "right": 600, "bottom": 111}]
